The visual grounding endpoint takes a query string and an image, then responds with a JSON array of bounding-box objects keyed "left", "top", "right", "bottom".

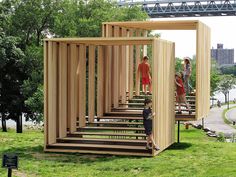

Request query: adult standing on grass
[
  {"left": 137, "top": 56, "right": 152, "bottom": 95},
  {"left": 143, "top": 98, "right": 160, "bottom": 150}
]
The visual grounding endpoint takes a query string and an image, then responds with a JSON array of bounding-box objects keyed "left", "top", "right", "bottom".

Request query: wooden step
[
  {"left": 78, "top": 126, "right": 145, "bottom": 131},
  {"left": 57, "top": 137, "right": 146, "bottom": 146},
  {"left": 175, "top": 114, "right": 196, "bottom": 121},
  {"left": 175, "top": 109, "right": 195, "bottom": 112},
  {"left": 119, "top": 103, "right": 144, "bottom": 106},
  {"left": 45, "top": 148, "right": 152, "bottom": 157},
  {"left": 97, "top": 116, "right": 143, "bottom": 120},
  {"left": 105, "top": 112, "right": 142, "bottom": 117},
  {"left": 112, "top": 107, "right": 143, "bottom": 111},
  {"left": 87, "top": 122, "right": 143, "bottom": 126},
  {"left": 69, "top": 132, "right": 146, "bottom": 137}
]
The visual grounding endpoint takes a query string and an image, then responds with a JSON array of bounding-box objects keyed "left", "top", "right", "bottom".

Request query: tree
[{"left": 218, "top": 75, "right": 236, "bottom": 103}]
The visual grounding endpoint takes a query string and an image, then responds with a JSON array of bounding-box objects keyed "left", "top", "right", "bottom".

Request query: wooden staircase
[{"left": 46, "top": 97, "right": 154, "bottom": 156}]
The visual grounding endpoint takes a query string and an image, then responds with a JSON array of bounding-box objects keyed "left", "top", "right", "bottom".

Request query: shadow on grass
[
  {"left": 0, "top": 145, "right": 144, "bottom": 164},
  {"left": 167, "top": 142, "right": 192, "bottom": 150}
]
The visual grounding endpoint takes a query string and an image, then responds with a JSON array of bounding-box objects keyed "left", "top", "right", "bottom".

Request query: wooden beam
[
  {"left": 78, "top": 44, "right": 86, "bottom": 127},
  {"left": 128, "top": 30, "right": 134, "bottom": 99},
  {"left": 58, "top": 43, "right": 68, "bottom": 138},
  {"left": 88, "top": 45, "right": 95, "bottom": 122},
  {"left": 68, "top": 44, "right": 78, "bottom": 133},
  {"left": 135, "top": 31, "right": 141, "bottom": 96},
  {"left": 97, "top": 46, "right": 105, "bottom": 117},
  {"left": 48, "top": 42, "right": 58, "bottom": 144},
  {"left": 44, "top": 41, "right": 48, "bottom": 148}
]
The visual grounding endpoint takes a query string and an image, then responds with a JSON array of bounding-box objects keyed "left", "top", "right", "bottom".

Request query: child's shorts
[{"left": 142, "top": 77, "right": 151, "bottom": 85}]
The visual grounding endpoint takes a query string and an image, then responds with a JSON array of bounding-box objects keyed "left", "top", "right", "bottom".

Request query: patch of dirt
[{"left": 14, "top": 170, "right": 38, "bottom": 177}]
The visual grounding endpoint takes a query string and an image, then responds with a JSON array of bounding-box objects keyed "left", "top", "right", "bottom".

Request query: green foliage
[
  {"left": 24, "top": 85, "right": 43, "bottom": 122},
  {"left": 220, "top": 65, "right": 236, "bottom": 76},
  {"left": 0, "top": 0, "right": 148, "bottom": 122},
  {"left": 210, "top": 59, "right": 221, "bottom": 95},
  {"left": 1, "top": 127, "right": 236, "bottom": 176},
  {"left": 218, "top": 74, "right": 236, "bottom": 103},
  {"left": 217, "top": 132, "right": 226, "bottom": 142}
]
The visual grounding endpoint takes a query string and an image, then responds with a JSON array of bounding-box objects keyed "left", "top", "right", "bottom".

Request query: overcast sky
[{"left": 151, "top": 16, "right": 236, "bottom": 61}]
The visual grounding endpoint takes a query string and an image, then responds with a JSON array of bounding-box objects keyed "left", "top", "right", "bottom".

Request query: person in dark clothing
[{"left": 143, "top": 98, "right": 160, "bottom": 151}]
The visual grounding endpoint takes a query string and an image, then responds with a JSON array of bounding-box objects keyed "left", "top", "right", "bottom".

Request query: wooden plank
[
  {"left": 143, "top": 30, "right": 148, "bottom": 56},
  {"left": 135, "top": 31, "right": 141, "bottom": 96},
  {"left": 113, "top": 26, "right": 120, "bottom": 108},
  {"left": 102, "top": 20, "right": 198, "bottom": 30},
  {"left": 97, "top": 46, "right": 105, "bottom": 117},
  {"left": 43, "top": 41, "right": 48, "bottom": 148},
  {"left": 78, "top": 44, "right": 86, "bottom": 127},
  {"left": 88, "top": 45, "right": 95, "bottom": 122},
  {"left": 58, "top": 43, "right": 68, "bottom": 138},
  {"left": 120, "top": 28, "right": 127, "bottom": 104},
  {"left": 47, "top": 42, "right": 58, "bottom": 144},
  {"left": 128, "top": 30, "right": 134, "bottom": 99},
  {"left": 68, "top": 44, "right": 78, "bottom": 133}
]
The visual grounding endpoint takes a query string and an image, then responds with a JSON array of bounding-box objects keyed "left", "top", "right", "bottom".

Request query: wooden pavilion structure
[
  {"left": 102, "top": 20, "right": 211, "bottom": 121},
  {"left": 44, "top": 20, "right": 211, "bottom": 156},
  {"left": 44, "top": 37, "right": 175, "bottom": 156}
]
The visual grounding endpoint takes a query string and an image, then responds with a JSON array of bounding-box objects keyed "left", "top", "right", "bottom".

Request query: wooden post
[
  {"left": 58, "top": 43, "right": 68, "bottom": 138},
  {"left": 88, "top": 45, "right": 95, "bottom": 122},
  {"left": 44, "top": 41, "right": 48, "bottom": 147},
  {"left": 78, "top": 44, "right": 86, "bottom": 127},
  {"left": 97, "top": 46, "right": 105, "bottom": 117},
  {"left": 135, "top": 31, "right": 141, "bottom": 96},
  {"left": 68, "top": 44, "right": 78, "bottom": 133},
  {"left": 48, "top": 42, "right": 58, "bottom": 144}
]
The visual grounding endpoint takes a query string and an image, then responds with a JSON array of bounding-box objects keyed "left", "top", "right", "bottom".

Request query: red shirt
[
  {"left": 176, "top": 78, "right": 185, "bottom": 95},
  {"left": 138, "top": 62, "right": 150, "bottom": 78}
]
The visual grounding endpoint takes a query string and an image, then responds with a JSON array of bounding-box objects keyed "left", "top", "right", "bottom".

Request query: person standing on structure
[{"left": 137, "top": 56, "right": 152, "bottom": 95}]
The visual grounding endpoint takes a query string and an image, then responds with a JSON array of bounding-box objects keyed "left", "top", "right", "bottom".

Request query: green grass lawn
[{"left": 0, "top": 126, "right": 236, "bottom": 177}]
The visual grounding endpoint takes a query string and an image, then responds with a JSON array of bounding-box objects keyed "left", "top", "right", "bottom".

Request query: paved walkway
[
  {"left": 226, "top": 107, "right": 236, "bottom": 123},
  {"left": 191, "top": 105, "right": 236, "bottom": 137}
]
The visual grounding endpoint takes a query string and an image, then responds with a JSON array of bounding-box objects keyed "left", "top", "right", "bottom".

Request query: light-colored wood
[
  {"left": 97, "top": 46, "right": 105, "bottom": 117},
  {"left": 102, "top": 20, "right": 198, "bottom": 30},
  {"left": 135, "top": 31, "right": 141, "bottom": 96},
  {"left": 113, "top": 26, "right": 120, "bottom": 108},
  {"left": 47, "top": 42, "right": 58, "bottom": 144},
  {"left": 58, "top": 43, "right": 68, "bottom": 138},
  {"left": 78, "top": 44, "right": 86, "bottom": 127},
  {"left": 142, "top": 30, "right": 148, "bottom": 56},
  {"left": 103, "top": 20, "right": 211, "bottom": 121},
  {"left": 88, "top": 45, "right": 95, "bottom": 122},
  {"left": 44, "top": 41, "right": 48, "bottom": 148},
  {"left": 152, "top": 39, "right": 175, "bottom": 155},
  {"left": 68, "top": 44, "right": 78, "bottom": 133},
  {"left": 44, "top": 148, "right": 152, "bottom": 157}
]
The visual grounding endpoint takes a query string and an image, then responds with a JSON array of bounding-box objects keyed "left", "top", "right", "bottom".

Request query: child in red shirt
[
  {"left": 137, "top": 56, "right": 152, "bottom": 95},
  {"left": 175, "top": 72, "right": 192, "bottom": 115}
]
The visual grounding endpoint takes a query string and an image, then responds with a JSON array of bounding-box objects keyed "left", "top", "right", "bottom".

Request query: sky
[{"left": 150, "top": 16, "right": 236, "bottom": 61}]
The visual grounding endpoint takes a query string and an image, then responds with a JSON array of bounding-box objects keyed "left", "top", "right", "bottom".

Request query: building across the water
[{"left": 211, "top": 44, "right": 234, "bottom": 66}]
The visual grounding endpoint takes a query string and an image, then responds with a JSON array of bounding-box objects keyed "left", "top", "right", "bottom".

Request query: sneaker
[
  {"left": 177, "top": 111, "right": 182, "bottom": 114},
  {"left": 154, "top": 145, "right": 160, "bottom": 151},
  {"left": 146, "top": 144, "right": 152, "bottom": 150}
]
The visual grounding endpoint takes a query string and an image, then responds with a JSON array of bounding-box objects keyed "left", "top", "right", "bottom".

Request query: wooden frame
[
  {"left": 102, "top": 20, "right": 211, "bottom": 121},
  {"left": 44, "top": 37, "right": 175, "bottom": 156}
]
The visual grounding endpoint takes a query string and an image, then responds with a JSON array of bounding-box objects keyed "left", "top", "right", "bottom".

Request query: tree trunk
[
  {"left": 1, "top": 114, "right": 7, "bottom": 132},
  {"left": 16, "top": 114, "right": 22, "bottom": 133},
  {"left": 224, "top": 93, "right": 227, "bottom": 104}
]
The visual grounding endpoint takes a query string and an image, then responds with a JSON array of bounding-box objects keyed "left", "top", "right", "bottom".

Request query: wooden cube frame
[
  {"left": 102, "top": 20, "right": 211, "bottom": 121},
  {"left": 44, "top": 37, "right": 175, "bottom": 155}
]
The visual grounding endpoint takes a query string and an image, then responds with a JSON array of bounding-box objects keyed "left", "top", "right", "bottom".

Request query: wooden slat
[
  {"left": 128, "top": 30, "right": 134, "bottom": 99},
  {"left": 44, "top": 41, "right": 48, "bottom": 148},
  {"left": 58, "top": 43, "right": 68, "bottom": 138},
  {"left": 113, "top": 26, "right": 120, "bottom": 108},
  {"left": 120, "top": 28, "right": 127, "bottom": 104},
  {"left": 47, "top": 42, "right": 58, "bottom": 144},
  {"left": 78, "top": 44, "right": 86, "bottom": 127},
  {"left": 88, "top": 45, "right": 95, "bottom": 122},
  {"left": 68, "top": 44, "right": 78, "bottom": 133},
  {"left": 71, "top": 132, "right": 146, "bottom": 137},
  {"left": 78, "top": 127, "right": 144, "bottom": 131},
  {"left": 135, "top": 30, "right": 141, "bottom": 96},
  {"left": 97, "top": 46, "right": 105, "bottom": 117}
]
